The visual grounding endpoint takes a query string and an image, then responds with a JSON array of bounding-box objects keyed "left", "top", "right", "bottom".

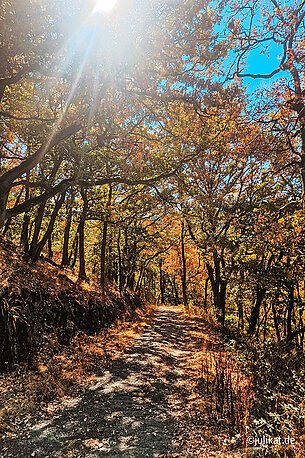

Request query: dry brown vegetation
[
  {"left": 182, "top": 307, "right": 305, "bottom": 457},
  {"left": 0, "top": 237, "right": 153, "bottom": 439},
  {"left": 1, "top": 237, "right": 304, "bottom": 456},
  {"left": 0, "top": 303, "right": 155, "bottom": 439}
]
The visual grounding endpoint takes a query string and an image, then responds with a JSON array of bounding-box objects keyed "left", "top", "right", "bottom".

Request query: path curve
[{"left": 1, "top": 306, "right": 218, "bottom": 457}]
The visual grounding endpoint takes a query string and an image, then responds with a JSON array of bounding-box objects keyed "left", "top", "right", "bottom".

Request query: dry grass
[
  {"left": 173, "top": 306, "right": 252, "bottom": 455},
  {"left": 180, "top": 306, "right": 305, "bottom": 457},
  {"left": 0, "top": 303, "right": 156, "bottom": 439}
]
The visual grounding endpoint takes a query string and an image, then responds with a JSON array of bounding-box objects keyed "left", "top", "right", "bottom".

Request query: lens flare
[{"left": 94, "top": 0, "right": 117, "bottom": 13}]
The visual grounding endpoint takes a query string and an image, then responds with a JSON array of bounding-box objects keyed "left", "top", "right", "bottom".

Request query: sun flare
[{"left": 94, "top": 0, "right": 117, "bottom": 13}]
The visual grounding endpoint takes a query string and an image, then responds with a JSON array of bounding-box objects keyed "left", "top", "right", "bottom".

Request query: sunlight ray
[
  {"left": 94, "top": 0, "right": 117, "bottom": 13},
  {"left": 42, "top": 31, "right": 96, "bottom": 155}
]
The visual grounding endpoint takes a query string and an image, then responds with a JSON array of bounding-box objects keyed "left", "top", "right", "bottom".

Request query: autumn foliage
[{"left": 1, "top": 0, "right": 305, "bottom": 454}]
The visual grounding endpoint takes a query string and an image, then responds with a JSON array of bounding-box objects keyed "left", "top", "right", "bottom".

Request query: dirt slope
[
  {"left": 0, "top": 238, "right": 144, "bottom": 370},
  {"left": 0, "top": 306, "right": 234, "bottom": 457}
]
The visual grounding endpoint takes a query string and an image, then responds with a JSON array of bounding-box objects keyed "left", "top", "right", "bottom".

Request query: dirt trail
[{"left": 0, "top": 306, "right": 223, "bottom": 457}]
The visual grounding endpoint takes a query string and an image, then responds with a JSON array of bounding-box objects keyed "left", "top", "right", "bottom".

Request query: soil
[{"left": 0, "top": 306, "right": 239, "bottom": 457}]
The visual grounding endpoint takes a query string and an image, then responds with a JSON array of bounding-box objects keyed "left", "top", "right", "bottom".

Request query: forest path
[{"left": 1, "top": 306, "right": 226, "bottom": 457}]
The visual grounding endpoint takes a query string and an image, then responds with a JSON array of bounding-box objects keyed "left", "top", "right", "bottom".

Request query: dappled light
[
  {"left": 1, "top": 307, "right": 220, "bottom": 456},
  {"left": 1, "top": 0, "right": 305, "bottom": 455}
]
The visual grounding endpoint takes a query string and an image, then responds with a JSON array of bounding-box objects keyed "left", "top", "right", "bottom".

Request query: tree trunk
[
  {"left": 0, "top": 189, "right": 9, "bottom": 229},
  {"left": 100, "top": 185, "right": 112, "bottom": 288},
  {"left": 121, "top": 228, "right": 129, "bottom": 289},
  {"left": 69, "top": 233, "right": 79, "bottom": 268},
  {"left": 20, "top": 172, "right": 31, "bottom": 253},
  {"left": 29, "top": 203, "right": 46, "bottom": 258},
  {"left": 100, "top": 220, "right": 108, "bottom": 287},
  {"left": 47, "top": 236, "right": 53, "bottom": 259},
  {"left": 0, "top": 124, "right": 80, "bottom": 229},
  {"left": 107, "top": 228, "right": 113, "bottom": 282},
  {"left": 272, "top": 293, "right": 281, "bottom": 342},
  {"left": 2, "top": 186, "right": 24, "bottom": 237},
  {"left": 173, "top": 275, "right": 180, "bottom": 305},
  {"left": 203, "top": 277, "right": 209, "bottom": 308},
  {"left": 136, "top": 265, "right": 144, "bottom": 292},
  {"left": 20, "top": 214, "right": 30, "bottom": 253},
  {"left": 181, "top": 219, "right": 188, "bottom": 310},
  {"left": 206, "top": 252, "right": 227, "bottom": 326},
  {"left": 117, "top": 229, "right": 123, "bottom": 292},
  {"left": 0, "top": 83, "right": 6, "bottom": 104},
  {"left": 287, "top": 283, "right": 294, "bottom": 341},
  {"left": 61, "top": 208, "right": 72, "bottom": 266},
  {"left": 248, "top": 285, "right": 266, "bottom": 336},
  {"left": 31, "top": 192, "right": 66, "bottom": 262},
  {"left": 219, "top": 278, "right": 227, "bottom": 324},
  {"left": 126, "top": 237, "right": 137, "bottom": 290},
  {"left": 78, "top": 188, "right": 88, "bottom": 280},
  {"left": 159, "top": 259, "right": 165, "bottom": 304}
]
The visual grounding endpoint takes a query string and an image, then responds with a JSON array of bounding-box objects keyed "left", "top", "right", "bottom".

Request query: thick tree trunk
[
  {"left": 31, "top": 192, "right": 66, "bottom": 262},
  {"left": 127, "top": 272, "right": 135, "bottom": 289},
  {"left": 288, "top": 72, "right": 305, "bottom": 208},
  {"left": 29, "top": 203, "right": 46, "bottom": 258},
  {"left": 248, "top": 285, "right": 266, "bottom": 336},
  {"left": 136, "top": 265, "right": 144, "bottom": 292},
  {"left": 2, "top": 186, "right": 23, "bottom": 236},
  {"left": 0, "top": 124, "right": 80, "bottom": 191},
  {"left": 0, "top": 124, "right": 80, "bottom": 229},
  {"left": 69, "top": 233, "right": 79, "bottom": 268},
  {"left": 219, "top": 278, "right": 227, "bottom": 324},
  {"left": 206, "top": 252, "right": 227, "bottom": 326},
  {"left": 300, "top": 153, "right": 305, "bottom": 209},
  {"left": 0, "top": 190, "right": 9, "bottom": 229},
  {"left": 20, "top": 214, "right": 30, "bottom": 253}
]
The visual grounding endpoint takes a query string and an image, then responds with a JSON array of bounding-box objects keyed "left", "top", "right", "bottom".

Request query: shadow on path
[{"left": 0, "top": 306, "right": 210, "bottom": 457}]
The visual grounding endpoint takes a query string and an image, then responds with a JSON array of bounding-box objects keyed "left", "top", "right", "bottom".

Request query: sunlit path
[{"left": 1, "top": 306, "right": 225, "bottom": 457}]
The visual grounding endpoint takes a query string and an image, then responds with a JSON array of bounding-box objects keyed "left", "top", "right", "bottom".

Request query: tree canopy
[{"left": 1, "top": 0, "right": 305, "bottom": 347}]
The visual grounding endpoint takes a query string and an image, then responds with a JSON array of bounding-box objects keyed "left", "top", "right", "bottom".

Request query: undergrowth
[
  {"left": 185, "top": 305, "right": 305, "bottom": 457},
  {"left": 0, "top": 303, "right": 155, "bottom": 439},
  {"left": 230, "top": 338, "right": 305, "bottom": 457}
]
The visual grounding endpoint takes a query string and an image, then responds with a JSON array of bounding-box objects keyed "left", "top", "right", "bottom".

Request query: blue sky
[{"left": 244, "top": 41, "right": 288, "bottom": 94}]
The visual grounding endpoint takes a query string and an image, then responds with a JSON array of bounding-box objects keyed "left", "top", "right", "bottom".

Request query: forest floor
[{"left": 0, "top": 305, "right": 245, "bottom": 457}]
